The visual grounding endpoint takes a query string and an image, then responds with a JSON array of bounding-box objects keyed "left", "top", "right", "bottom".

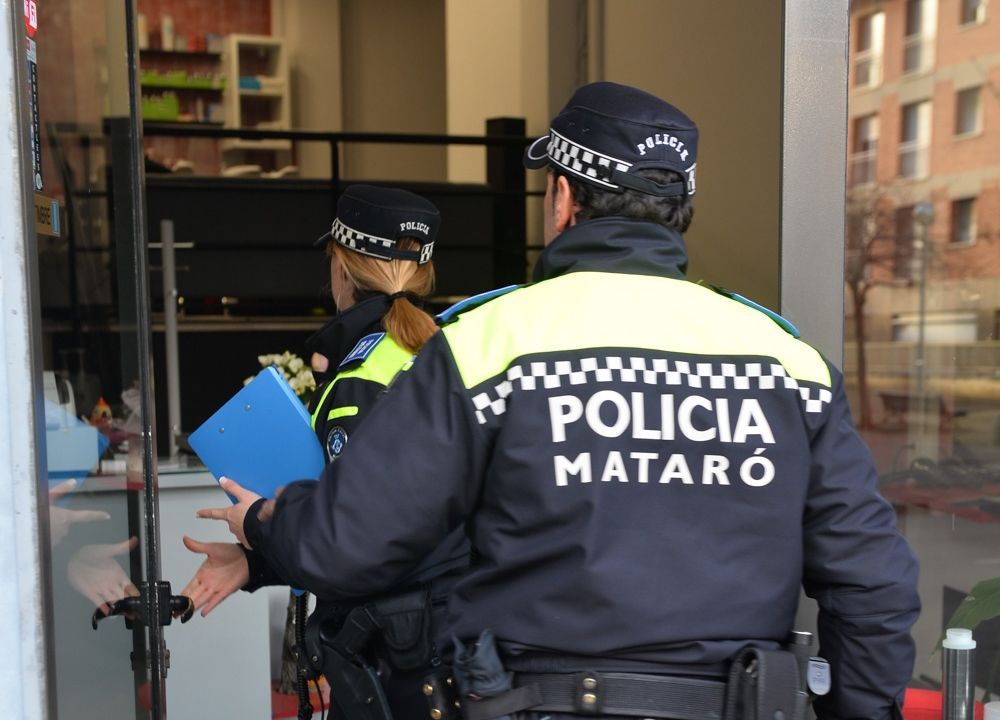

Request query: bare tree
[
  {"left": 845, "top": 186, "right": 999, "bottom": 429},
  {"left": 845, "top": 187, "right": 908, "bottom": 428}
]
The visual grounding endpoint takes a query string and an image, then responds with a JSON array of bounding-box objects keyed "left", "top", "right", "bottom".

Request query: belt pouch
[
  {"left": 724, "top": 648, "right": 807, "bottom": 720},
  {"left": 373, "top": 588, "right": 432, "bottom": 671}
]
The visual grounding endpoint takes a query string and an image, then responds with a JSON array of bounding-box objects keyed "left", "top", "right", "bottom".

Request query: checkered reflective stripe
[
  {"left": 331, "top": 218, "right": 395, "bottom": 259},
  {"left": 469, "top": 357, "right": 833, "bottom": 424},
  {"left": 547, "top": 129, "right": 632, "bottom": 190}
]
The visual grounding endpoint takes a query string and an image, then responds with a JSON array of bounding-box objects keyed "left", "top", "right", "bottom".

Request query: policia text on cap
[{"left": 202, "top": 82, "right": 920, "bottom": 720}]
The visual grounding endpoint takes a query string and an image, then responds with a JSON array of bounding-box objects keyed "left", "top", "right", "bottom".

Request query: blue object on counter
[
  {"left": 44, "top": 399, "right": 109, "bottom": 484},
  {"left": 239, "top": 76, "right": 262, "bottom": 90}
]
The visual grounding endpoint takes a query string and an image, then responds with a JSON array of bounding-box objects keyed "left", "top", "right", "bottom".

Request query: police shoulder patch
[
  {"left": 709, "top": 285, "right": 800, "bottom": 338},
  {"left": 326, "top": 426, "right": 349, "bottom": 460},
  {"left": 339, "top": 332, "right": 386, "bottom": 368},
  {"left": 436, "top": 284, "right": 521, "bottom": 325}
]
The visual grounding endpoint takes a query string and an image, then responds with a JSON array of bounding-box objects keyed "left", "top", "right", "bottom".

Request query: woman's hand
[
  {"left": 195, "top": 477, "right": 262, "bottom": 548},
  {"left": 310, "top": 352, "right": 329, "bottom": 373},
  {"left": 180, "top": 536, "right": 250, "bottom": 617}
]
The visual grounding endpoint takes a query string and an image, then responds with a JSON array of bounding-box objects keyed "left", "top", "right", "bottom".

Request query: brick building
[{"left": 846, "top": 0, "right": 999, "bottom": 354}]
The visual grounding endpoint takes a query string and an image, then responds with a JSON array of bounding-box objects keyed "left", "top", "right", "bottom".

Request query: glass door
[{"left": 21, "top": 0, "right": 174, "bottom": 716}]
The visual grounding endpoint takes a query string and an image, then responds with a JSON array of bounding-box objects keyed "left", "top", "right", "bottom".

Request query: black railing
[{"left": 140, "top": 121, "right": 545, "bottom": 299}]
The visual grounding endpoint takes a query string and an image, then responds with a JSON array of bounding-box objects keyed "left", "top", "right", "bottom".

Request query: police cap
[
  {"left": 315, "top": 184, "right": 440, "bottom": 265},
  {"left": 523, "top": 81, "right": 698, "bottom": 197}
]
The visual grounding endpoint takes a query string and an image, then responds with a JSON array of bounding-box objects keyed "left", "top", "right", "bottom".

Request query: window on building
[
  {"left": 961, "top": 0, "right": 987, "bottom": 24},
  {"left": 850, "top": 115, "right": 879, "bottom": 186},
  {"left": 951, "top": 198, "right": 977, "bottom": 245},
  {"left": 893, "top": 205, "right": 916, "bottom": 280},
  {"left": 955, "top": 87, "right": 981, "bottom": 136},
  {"left": 904, "top": 0, "right": 937, "bottom": 74},
  {"left": 855, "top": 12, "right": 885, "bottom": 88},
  {"left": 899, "top": 101, "right": 931, "bottom": 179}
]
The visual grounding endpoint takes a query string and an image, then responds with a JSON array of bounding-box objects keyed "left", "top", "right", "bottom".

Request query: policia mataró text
[{"left": 209, "top": 81, "right": 921, "bottom": 720}]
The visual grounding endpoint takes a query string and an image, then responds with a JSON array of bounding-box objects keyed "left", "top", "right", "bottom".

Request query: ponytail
[
  {"left": 333, "top": 239, "right": 438, "bottom": 354},
  {"left": 383, "top": 295, "right": 438, "bottom": 354}
]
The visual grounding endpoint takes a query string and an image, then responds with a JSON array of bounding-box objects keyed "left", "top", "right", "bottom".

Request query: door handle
[{"left": 92, "top": 581, "right": 194, "bottom": 629}]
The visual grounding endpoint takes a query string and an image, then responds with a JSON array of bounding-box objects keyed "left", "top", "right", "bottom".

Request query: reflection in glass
[
  {"left": 32, "top": 0, "right": 157, "bottom": 716},
  {"left": 846, "top": 0, "right": 1000, "bottom": 698},
  {"left": 955, "top": 87, "right": 981, "bottom": 137},
  {"left": 854, "top": 11, "right": 885, "bottom": 88}
]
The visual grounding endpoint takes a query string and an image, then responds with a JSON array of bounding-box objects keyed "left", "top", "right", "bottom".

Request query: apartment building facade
[{"left": 846, "top": 0, "right": 999, "bottom": 416}]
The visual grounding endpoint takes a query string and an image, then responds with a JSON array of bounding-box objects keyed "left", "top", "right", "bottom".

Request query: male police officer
[{"left": 218, "top": 81, "right": 919, "bottom": 720}]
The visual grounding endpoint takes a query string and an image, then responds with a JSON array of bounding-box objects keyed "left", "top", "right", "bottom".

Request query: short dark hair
[{"left": 552, "top": 167, "right": 694, "bottom": 234}]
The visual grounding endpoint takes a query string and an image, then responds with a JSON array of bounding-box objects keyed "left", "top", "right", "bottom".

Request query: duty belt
[{"left": 461, "top": 671, "right": 727, "bottom": 720}]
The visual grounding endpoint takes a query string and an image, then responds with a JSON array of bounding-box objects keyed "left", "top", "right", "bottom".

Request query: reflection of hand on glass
[
  {"left": 48, "top": 479, "right": 110, "bottom": 546},
  {"left": 67, "top": 537, "right": 139, "bottom": 615},
  {"left": 180, "top": 537, "right": 250, "bottom": 617}
]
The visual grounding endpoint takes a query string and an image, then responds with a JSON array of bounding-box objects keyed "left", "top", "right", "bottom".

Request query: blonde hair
[{"left": 331, "top": 239, "right": 438, "bottom": 354}]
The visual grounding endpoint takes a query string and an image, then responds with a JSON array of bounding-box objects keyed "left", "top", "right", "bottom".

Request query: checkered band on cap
[
  {"left": 547, "top": 129, "right": 633, "bottom": 190},
  {"left": 468, "top": 356, "right": 834, "bottom": 425},
  {"left": 331, "top": 217, "right": 397, "bottom": 260}
]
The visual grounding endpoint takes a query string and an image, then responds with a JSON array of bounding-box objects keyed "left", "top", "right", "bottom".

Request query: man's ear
[{"left": 553, "top": 174, "right": 578, "bottom": 233}]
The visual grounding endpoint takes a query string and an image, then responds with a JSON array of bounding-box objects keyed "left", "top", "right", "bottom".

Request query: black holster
[
  {"left": 302, "top": 587, "right": 436, "bottom": 720},
  {"left": 723, "top": 647, "right": 808, "bottom": 720},
  {"left": 320, "top": 605, "right": 394, "bottom": 720}
]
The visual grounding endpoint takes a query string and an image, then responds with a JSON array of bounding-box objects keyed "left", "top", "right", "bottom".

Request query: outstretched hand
[
  {"left": 180, "top": 536, "right": 250, "bottom": 617},
  {"left": 195, "top": 477, "right": 263, "bottom": 548}
]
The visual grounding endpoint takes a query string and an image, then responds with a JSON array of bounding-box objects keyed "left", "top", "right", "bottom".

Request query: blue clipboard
[{"left": 188, "top": 366, "right": 325, "bottom": 500}]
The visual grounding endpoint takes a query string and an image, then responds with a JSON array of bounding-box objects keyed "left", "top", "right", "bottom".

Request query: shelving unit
[
  {"left": 221, "top": 34, "right": 291, "bottom": 165},
  {"left": 138, "top": 48, "right": 226, "bottom": 124},
  {"left": 138, "top": 49, "right": 222, "bottom": 60}
]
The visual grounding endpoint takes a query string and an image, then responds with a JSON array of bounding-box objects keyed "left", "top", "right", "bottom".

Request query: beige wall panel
[
  {"left": 274, "top": 0, "right": 343, "bottom": 179},
  {"left": 341, "top": 0, "right": 447, "bottom": 181},
  {"left": 602, "top": 1, "right": 783, "bottom": 308},
  {"left": 446, "top": 0, "right": 527, "bottom": 183}
]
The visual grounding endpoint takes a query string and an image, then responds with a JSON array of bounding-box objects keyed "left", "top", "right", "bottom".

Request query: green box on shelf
[
  {"left": 187, "top": 75, "right": 226, "bottom": 89},
  {"left": 141, "top": 93, "right": 179, "bottom": 121}
]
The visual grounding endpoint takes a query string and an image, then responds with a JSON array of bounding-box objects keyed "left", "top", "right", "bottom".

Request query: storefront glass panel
[
  {"left": 846, "top": 0, "right": 1000, "bottom": 696},
  {"left": 28, "top": 0, "right": 167, "bottom": 716}
]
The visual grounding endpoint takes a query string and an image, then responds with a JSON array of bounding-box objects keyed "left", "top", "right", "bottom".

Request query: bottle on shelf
[
  {"left": 137, "top": 13, "right": 149, "bottom": 50},
  {"left": 160, "top": 15, "right": 174, "bottom": 52}
]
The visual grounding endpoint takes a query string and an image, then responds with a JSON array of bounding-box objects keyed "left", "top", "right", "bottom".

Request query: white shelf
[
  {"left": 222, "top": 34, "right": 291, "bottom": 163},
  {"left": 220, "top": 138, "right": 291, "bottom": 152},
  {"left": 238, "top": 89, "right": 285, "bottom": 98}
]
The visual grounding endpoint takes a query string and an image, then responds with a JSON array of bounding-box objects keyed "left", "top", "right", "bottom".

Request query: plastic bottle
[
  {"left": 161, "top": 15, "right": 174, "bottom": 52},
  {"left": 137, "top": 13, "right": 149, "bottom": 50},
  {"left": 942, "top": 628, "right": 976, "bottom": 720}
]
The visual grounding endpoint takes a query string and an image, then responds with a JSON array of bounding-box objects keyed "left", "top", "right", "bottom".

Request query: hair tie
[{"left": 387, "top": 291, "right": 423, "bottom": 307}]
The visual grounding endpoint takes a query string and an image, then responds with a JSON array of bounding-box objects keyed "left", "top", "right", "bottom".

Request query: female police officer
[{"left": 181, "top": 184, "right": 469, "bottom": 720}]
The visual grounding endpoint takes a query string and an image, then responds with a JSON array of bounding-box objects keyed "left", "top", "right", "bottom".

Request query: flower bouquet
[{"left": 246, "top": 351, "right": 316, "bottom": 406}]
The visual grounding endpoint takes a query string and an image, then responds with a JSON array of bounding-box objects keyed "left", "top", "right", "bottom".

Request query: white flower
[{"left": 254, "top": 350, "right": 313, "bottom": 401}]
